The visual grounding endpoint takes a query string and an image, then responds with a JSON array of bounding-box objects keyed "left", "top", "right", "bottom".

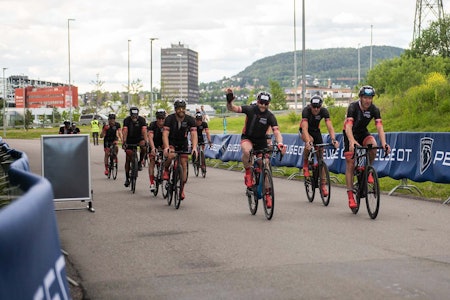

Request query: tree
[
  {"left": 269, "top": 80, "right": 288, "bottom": 110},
  {"left": 409, "top": 14, "right": 450, "bottom": 58}
]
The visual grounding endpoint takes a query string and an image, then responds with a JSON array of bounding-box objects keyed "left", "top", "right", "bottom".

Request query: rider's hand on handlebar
[
  {"left": 331, "top": 139, "right": 339, "bottom": 149},
  {"left": 122, "top": 143, "right": 127, "bottom": 150},
  {"left": 277, "top": 143, "right": 287, "bottom": 155}
]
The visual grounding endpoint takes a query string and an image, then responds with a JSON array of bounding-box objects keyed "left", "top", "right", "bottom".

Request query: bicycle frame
[{"left": 167, "top": 150, "right": 190, "bottom": 209}]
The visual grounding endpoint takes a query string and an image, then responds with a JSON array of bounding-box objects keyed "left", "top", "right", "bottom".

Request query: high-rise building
[{"left": 161, "top": 42, "right": 199, "bottom": 104}]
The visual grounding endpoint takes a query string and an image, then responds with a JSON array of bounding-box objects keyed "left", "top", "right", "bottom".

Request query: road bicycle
[
  {"left": 192, "top": 142, "right": 208, "bottom": 178},
  {"left": 246, "top": 141, "right": 283, "bottom": 220},
  {"left": 106, "top": 143, "right": 118, "bottom": 180},
  {"left": 127, "top": 144, "right": 140, "bottom": 194},
  {"left": 151, "top": 149, "right": 165, "bottom": 197},
  {"left": 304, "top": 143, "right": 335, "bottom": 206},
  {"left": 165, "top": 150, "right": 190, "bottom": 209},
  {"left": 351, "top": 144, "right": 388, "bottom": 219}
]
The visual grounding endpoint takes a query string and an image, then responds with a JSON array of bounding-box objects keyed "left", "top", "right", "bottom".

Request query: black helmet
[
  {"left": 129, "top": 106, "right": 139, "bottom": 116},
  {"left": 195, "top": 112, "right": 202, "bottom": 120},
  {"left": 155, "top": 109, "right": 166, "bottom": 119},
  {"left": 174, "top": 99, "right": 187, "bottom": 109},
  {"left": 108, "top": 113, "right": 116, "bottom": 120},
  {"left": 256, "top": 91, "right": 271, "bottom": 104},
  {"left": 359, "top": 85, "right": 376, "bottom": 97},
  {"left": 310, "top": 95, "right": 323, "bottom": 108},
  {"left": 64, "top": 120, "right": 70, "bottom": 126}
]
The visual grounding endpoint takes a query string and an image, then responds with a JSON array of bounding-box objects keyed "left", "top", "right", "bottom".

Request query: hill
[{"left": 221, "top": 46, "right": 404, "bottom": 88}]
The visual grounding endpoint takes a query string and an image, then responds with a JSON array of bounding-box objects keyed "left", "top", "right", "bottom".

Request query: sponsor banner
[{"left": 210, "top": 132, "right": 450, "bottom": 184}]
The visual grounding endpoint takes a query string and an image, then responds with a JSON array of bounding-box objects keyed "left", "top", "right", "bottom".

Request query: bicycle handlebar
[{"left": 352, "top": 144, "right": 389, "bottom": 158}]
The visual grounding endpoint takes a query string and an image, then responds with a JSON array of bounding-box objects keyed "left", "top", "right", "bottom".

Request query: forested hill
[{"left": 232, "top": 46, "right": 404, "bottom": 88}]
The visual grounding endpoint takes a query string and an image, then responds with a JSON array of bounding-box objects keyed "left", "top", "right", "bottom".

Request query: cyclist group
[{"left": 98, "top": 84, "right": 390, "bottom": 211}]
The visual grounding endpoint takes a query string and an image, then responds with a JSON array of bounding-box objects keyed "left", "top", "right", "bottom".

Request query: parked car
[{"left": 79, "top": 114, "right": 108, "bottom": 126}]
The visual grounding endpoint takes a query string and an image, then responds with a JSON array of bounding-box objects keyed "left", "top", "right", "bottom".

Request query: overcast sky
[{"left": 2, "top": 0, "right": 449, "bottom": 93}]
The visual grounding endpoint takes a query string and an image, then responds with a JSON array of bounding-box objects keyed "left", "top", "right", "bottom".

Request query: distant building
[
  {"left": 161, "top": 42, "right": 199, "bottom": 104},
  {"left": 15, "top": 85, "right": 78, "bottom": 109}
]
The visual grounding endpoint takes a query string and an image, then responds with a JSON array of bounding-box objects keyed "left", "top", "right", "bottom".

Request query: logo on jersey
[
  {"left": 259, "top": 118, "right": 267, "bottom": 125},
  {"left": 420, "top": 137, "right": 433, "bottom": 174},
  {"left": 363, "top": 111, "right": 371, "bottom": 118}
]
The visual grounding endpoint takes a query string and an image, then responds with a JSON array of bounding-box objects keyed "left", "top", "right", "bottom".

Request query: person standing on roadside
[{"left": 91, "top": 117, "right": 100, "bottom": 145}]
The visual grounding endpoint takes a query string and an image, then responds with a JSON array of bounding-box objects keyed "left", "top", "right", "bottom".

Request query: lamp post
[
  {"left": 301, "top": 0, "right": 306, "bottom": 109},
  {"left": 2, "top": 67, "right": 7, "bottom": 137},
  {"left": 128, "top": 39, "right": 131, "bottom": 105},
  {"left": 177, "top": 54, "right": 182, "bottom": 99},
  {"left": 68, "top": 18, "right": 75, "bottom": 123},
  {"left": 149, "top": 37, "right": 158, "bottom": 121},
  {"left": 370, "top": 25, "right": 373, "bottom": 70},
  {"left": 358, "top": 43, "right": 361, "bottom": 84},
  {"left": 293, "top": 0, "right": 298, "bottom": 113}
]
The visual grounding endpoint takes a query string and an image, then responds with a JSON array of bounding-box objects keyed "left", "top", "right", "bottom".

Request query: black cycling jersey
[
  {"left": 240, "top": 105, "right": 278, "bottom": 140},
  {"left": 148, "top": 120, "right": 164, "bottom": 148},
  {"left": 345, "top": 100, "right": 381, "bottom": 138},
  {"left": 300, "top": 105, "right": 330, "bottom": 134},
  {"left": 164, "top": 113, "right": 196, "bottom": 147},
  {"left": 123, "top": 116, "right": 147, "bottom": 144},
  {"left": 195, "top": 121, "right": 208, "bottom": 143}
]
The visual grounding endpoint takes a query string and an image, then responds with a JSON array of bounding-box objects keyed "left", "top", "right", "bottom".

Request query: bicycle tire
[
  {"left": 366, "top": 166, "right": 380, "bottom": 219},
  {"left": 319, "top": 162, "right": 331, "bottom": 206},
  {"left": 130, "top": 153, "right": 138, "bottom": 194},
  {"left": 304, "top": 164, "right": 315, "bottom": 202},
  {"left": 193, "top": 153, "right": 199, "bottom": 177},
  {"left": 247, "top": 168, "right": 258, "bottom": 215},
  {"left": 112, "top": 160, "right": 118, "bottom": 180},
  {"left": 173, "top": 162, "right": 183, "bottom": 209},
  {"left": 107, "top": 156, "right": 112, "bottom": 179},
  {"left": 152, "top": 163, "right": 161, "bottom": 197},
  {"left": 262, "top": 167, "right": 274, "bottom": 220},
  {"left": 352, "top": 174, "right": 363, "bottom": 214},
  {"left": 200, "top": 151, "right": 206, "bottom": 178}
]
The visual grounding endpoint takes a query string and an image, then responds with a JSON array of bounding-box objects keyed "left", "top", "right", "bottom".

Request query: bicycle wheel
[
  {"left": 304, "top": 164, "right": 315, "bottom": 202},
  {"left": 112, "top": 159, "right": 118, "bottom": 180},
  {"left": 200, "top": 151, "right": 206, "bottom": 178},
  {"left": 193, "top": 153, "right": 199, "bottom": 177},
  {"left": 247, "top": 170, "right": 258, "bottom": 215},
  {"left": 152, "top": 164, "right": 160, "bottom": 197},
  {"left": 173, "top": 162, "right": 183, "bottom": 209},
  {"left": 262, "top": 167, "right": 274, "bottom": 220},
  {"left": 130, "top": 154, "right": 138, "bottom": 194},
  {"left": 163, "top": 166, "right": 170, "bottom": 201},
  {"left": 107, "top": 156, "right": 112, "bottom": 179},
  {"left": 318, "top": 162, "right": 331, "bottom": 206},
  {"left": 352, "top": 174, "right": 364, "bottom": 214},
  {"left": 366, "top": 166, "right": 380, "bottom": 219}
]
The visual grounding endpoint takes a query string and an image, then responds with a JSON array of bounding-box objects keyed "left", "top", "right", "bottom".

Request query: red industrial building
[{"left": 14, "top": 86, "right": 78, "bottom": 109}]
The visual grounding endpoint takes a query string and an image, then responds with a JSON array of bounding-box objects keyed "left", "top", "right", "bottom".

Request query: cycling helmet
[
  {"left": 195, "top": 112, "right": 203, "bottom": 120},
  {"left": 155, "top": 109, "right": 166, "bottom": 119},
  {"left": 129, "top": 106, "right": 139, "bottom": 116},
  {"left": 310, "top": 95, "right": 323, "bottom": 108},
  {"left": 174, "top": 98, "right": 187, "bottom": 109},
  {"left": 108, "top": 113, "right": 116, "bottom": 120},
  {"left": 63, "top": 120, "right": 70, "bottom": 126},
  {"left": 256, "top": 91, "right": 271, "bottom": 104},
  {"left": 359, "top": 85, "right": 376, "bottom": 97}
]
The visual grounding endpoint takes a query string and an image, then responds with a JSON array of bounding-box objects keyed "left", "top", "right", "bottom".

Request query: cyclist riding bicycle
[
  {"left": 148, "top": 109, "right": 166, "bottom": 192},
  {"left": 100, "top": 113, "right": 123, "bottom": 176},
  {"left": 226, "top": 88, "right": 286, "bottom": 206},
  {"left": 194, "top": 111, "right": 212, "bottom": 168},
  {"left": 343, "top": 85, "right": 391, "bottom": 209},
  {"left": 122, "top": 107, "right": 149, "bottom": 187},
  {"left": 162, "top": 99, "right": 198, "bottom": 200},
  {"left": 299, "top": 94, "right": 339, "bottom": 196}
]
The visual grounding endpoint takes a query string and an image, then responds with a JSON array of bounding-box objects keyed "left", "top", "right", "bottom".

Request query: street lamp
[
  {"left": 149, "top": 37, "right": 158, "bottom": 121},
  {"left": 2, "top": 67, "right": 7, "bottom": 137},
  {"left": 128, "top": 39, "right": 131, "bottom": 105},
  {"left": 301, "top": 0, "right": 306, "bottom": 109},
  {"left": 358, "top": 43, "right": 361, "bottom": 84},
  {"left": 177, "top": 54, "right": 182, "bottom": 99},
  {"left": 293, "top": 0, "right": 298, "bottom": 112},
  {"left": 68, "top": 18, "right": 75, "bottom": 123}
]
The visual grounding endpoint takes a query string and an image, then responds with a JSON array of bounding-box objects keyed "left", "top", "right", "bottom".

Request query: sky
[{"left": 1, "top": 0, "right": 449, "bottom": 93}]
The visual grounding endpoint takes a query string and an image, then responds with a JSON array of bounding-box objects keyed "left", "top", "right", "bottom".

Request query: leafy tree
[
  {"left": 409, "top": 14, "right": 450, "bottom": 58},
  {"left": 269, "top": 80, "right": 288, "bottom": 110}
]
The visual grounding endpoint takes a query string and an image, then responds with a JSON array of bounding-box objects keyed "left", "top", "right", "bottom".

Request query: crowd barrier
[
  {"left": 205, "top": 132, "right": 450, "bottom": 193},
  {"left": 0, "top": 140, "right": 70, "bottom": 300}
]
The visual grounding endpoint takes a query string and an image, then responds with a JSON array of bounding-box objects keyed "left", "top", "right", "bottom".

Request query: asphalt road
[{"left": 7, "top": 138, "right": 450, "bottom": 300}]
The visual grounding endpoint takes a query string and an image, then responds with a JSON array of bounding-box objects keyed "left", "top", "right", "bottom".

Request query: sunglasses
[
  {"left": 258, "top": 100, "right": 270, "bottom": 106},
  {"left": 312, "top": 104, "right": 321, "bottom": 108}
]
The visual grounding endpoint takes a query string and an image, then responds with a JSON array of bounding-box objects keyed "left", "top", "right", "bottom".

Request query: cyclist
[
  {"left": 122, "top": 107, "right": 148, "bottom": 187},
  {"left": 193, "top": 111, "right": 212, "bottom": 169},
  {"left": 59, "top": 120, "right": 72, "bottom": 134},
  {"left": 100, "top": 113, "right": 122, "bottom": 176},
  {"left": 299, "top": 94, "right": 339, "bottom": 196},
  {"left": 226, "top": 88, "right": 286, "bottom": 208},
  {"left": 162, "top": 99, "right": 198, "bottom": 200},
  {"left": 71, "top": 122, "right": 80, "bottom": 134},
  {"left": 343, "top": 85, "right": 391, "bottom": 209},
  {"left": 147, "top": 109, "right": 166, "bottom": 192}
]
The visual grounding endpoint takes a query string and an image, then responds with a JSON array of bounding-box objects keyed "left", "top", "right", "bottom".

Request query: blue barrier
[
  {"left": 0, "top": 146, "right": 70, "bottom": 299},
  {"left": 207, "top": 132, "right": 450, "bottom": 184}
]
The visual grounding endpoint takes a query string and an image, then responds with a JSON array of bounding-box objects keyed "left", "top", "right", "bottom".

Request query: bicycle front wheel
[
  {"left": 173, "top": 163, "right": 184, "bottom": 209},
  {"left": 192, "top": 154, "right": 199, "bottom": 177},
  {"left": 304, "top": 165, "right": 315, "bottom": 202},
  {"left": 262, "top": 168, "right": 274, "bottom": 220},
  {"left": 247, "top": 171, "right": 258, "bottom": 215},
  {"left": 352, "top": 174, "right": 364, "bottom": 214},
  {"left": 200, "top": 151, "right": 206, "bottom": 178},
  {"left": 318, "top": 162, "right": 331, "bottom": 206},
  {"left": 366, "top": 166, "right": 380, "bottom": 219}
]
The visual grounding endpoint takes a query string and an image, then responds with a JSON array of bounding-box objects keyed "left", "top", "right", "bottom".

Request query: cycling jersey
[
  {"left": 123, "top": 116, "right": 147, "bottom": 144},
  {"left": 300, "top": 105, "right": 331, "bottom": 144},
  {"left": 240, "top": 105, "right": 279, "bottom": 148},
  {"left": 148, "top": 120, "right": 164, "bottom": 148},
  {"left": 344, "top": 100, "right": 382, "bottom": 140},
  {"left": 195, "top": 121, "right": 208, "bottom": 144},
  {"left": 102, "top": 122, "right": 121, "bottom": 146},
  {"left": 164, "top": 113, "right": 196, "bottom": 150}
]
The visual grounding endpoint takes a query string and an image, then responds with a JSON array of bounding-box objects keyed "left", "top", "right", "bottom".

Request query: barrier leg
[
  {"left": 388, "top": 178, "right": 423, "bottom": 196},
  {"left": 443, "top": 197, "right": 450, "bottom": 205}
]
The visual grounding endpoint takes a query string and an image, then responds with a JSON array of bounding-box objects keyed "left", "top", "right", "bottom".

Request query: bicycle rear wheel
[
  {"left": 173, "top": 162, "right": 183, "bottom": 209},
  {"left": 318, "top": 162, "right": 331, "bottom": 206},
  {"left": 304, "top": 165, "right": 315, "bottom": 202},
  {"left": 107, "top": 156, "right": 112, "bottom": 179},
  {"left": 262, "top": 168, "right": 274, "bottom": 220},
  {"left": 366, "top": 166, "right": 380, "bottom": 219}
]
